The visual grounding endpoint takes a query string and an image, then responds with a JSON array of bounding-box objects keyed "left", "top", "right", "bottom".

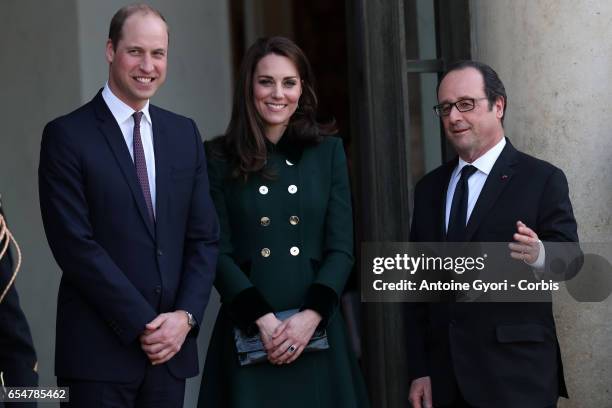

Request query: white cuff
[{"left": 526, "top": 239, "right": 545, "bottom": 274}]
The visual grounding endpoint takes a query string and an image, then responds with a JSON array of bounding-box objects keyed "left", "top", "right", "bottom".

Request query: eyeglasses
[{"left": 433, "top": 97, "right": 488, "bottom": 117}]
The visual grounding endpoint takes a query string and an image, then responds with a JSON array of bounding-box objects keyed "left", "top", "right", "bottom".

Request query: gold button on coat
[
  {"left": 259, "top": 185, "right": 269, "bottom": 195},
  {"left": 260, "top": 216, "right": 270, "bottom": 226},
  {"left": 288, "top": 185, "right": 298, "bottom": 194},
  {"left": 261, "top": 248, "right": 271, "bottom": 257},
  {"left": 289, "top": 216, "right": 299, "bottom": 225},
  {"left": 290, "top": 246, "right": 300, "bottom": 256}
]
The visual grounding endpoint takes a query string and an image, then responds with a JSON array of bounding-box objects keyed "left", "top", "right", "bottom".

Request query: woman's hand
[
  {"left": 267, "top": 309, "right": 322, "bottom": 365},
  {"left": 255, "top": 313, "right": 283, "bottom": 353}
]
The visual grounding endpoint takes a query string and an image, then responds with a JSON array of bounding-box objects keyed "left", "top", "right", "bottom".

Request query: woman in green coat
[{"left": 198, "top": 37, "right": 369, "bottom": 407}]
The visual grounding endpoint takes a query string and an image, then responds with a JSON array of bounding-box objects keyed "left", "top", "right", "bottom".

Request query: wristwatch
[{"left": 185, "top": 311, "right": 196, "bottom": 328}]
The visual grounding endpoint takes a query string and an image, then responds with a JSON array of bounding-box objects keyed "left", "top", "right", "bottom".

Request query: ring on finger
[{"left": 287, "top": 344, "right": 297, "bottom": 353}]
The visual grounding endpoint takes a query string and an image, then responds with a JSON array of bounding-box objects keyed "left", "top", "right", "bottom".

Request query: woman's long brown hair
[{"left": 214, "top": 36, "right": 336, "bottom": 181}]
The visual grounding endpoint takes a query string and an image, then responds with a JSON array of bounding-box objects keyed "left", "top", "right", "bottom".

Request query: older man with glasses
[{"left": 406, "top": 60, "right": 580, "bottom": 408}]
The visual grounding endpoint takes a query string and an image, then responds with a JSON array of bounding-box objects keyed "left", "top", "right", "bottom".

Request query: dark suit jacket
[
  {"left": 38, "top": 91, "right": 219, "bottom": 381},
  {"left": 407, "top": 139, "right": 579, "bottom": 407},
  {"left": 0, "top": 204, "right": 38, "bottom": 405}
]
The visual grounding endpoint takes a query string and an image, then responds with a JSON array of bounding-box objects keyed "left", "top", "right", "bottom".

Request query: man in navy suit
[
  {"left": 38, "top": 5, "right": 219, "bottom": 407},
  {"left": 407, "top": 61, "right": 579, "bottom": 407}
]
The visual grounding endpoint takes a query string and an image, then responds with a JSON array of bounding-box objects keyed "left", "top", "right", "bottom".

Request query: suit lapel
[
  {"left": 464, "top": 140, "right": 518, "bottom": 241},
  {"left": 151, "top": 106, "right": 168, "bottom": 240},
  {"left": 438, "top": 159, "right": 457, "bottom": 241},
  {"left": 93, "top": 92, "right": 156, "bottom": 239}
]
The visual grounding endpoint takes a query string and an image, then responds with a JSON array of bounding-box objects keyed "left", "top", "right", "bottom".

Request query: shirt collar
[
  {"left": 457, "top": 137, "right": 506, "bottom": 176},
  {"left": 102, "top": 82, "right": 151, "bottom": 126}
]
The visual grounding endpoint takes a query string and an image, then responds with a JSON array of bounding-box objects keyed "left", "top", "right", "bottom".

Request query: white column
[{"left": 470, "top": 1, "right": 612, "bottom": 406}]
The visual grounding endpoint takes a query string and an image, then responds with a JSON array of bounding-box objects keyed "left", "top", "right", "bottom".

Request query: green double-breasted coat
[{"left": 198, "top": 135, "right": 369, "bottom": 407}]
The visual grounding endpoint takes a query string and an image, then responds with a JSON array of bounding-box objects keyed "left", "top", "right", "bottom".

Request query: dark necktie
[
  {"left": 446, "top": 165, "right": 477, "bottom": 241},
  {"left": 133, "top": 111, "right": 154, "bottom": 222}
]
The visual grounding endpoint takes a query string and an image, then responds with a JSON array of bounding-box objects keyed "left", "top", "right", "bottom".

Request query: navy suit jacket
[
  {"left": 39, "top": 91, "right": 219, "bottom": 381},
  {"left": 407, "top": 139, "right": 580, "bottom": 407},
  {"left": 0, "top": 204, "right": 38, "bottom": 395}
]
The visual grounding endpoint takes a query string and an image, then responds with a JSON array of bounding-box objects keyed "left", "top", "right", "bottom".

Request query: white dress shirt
[
  {"left": 102, "top": 83, "right": 156, "bottom": 216},
  {"left": 445, "top": 137, "right": 506, "bottom": 230},
  {"left": 444, "top": 137, "right": 544, "bottom": 268}
]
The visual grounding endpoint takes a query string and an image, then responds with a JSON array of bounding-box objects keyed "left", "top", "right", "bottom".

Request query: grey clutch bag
[{"left": 233, "top": 308, "right": 329, "bottom": 366}]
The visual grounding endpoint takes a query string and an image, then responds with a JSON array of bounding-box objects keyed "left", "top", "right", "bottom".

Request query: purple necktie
[{"left": 132, "top": 111, "right": 154, "bottom": 222}]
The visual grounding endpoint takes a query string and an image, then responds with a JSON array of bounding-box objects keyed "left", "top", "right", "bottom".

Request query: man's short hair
[
  {"left": 438, "top": 60, "right": 507, "bottom": 124},
  {"left": 108, "top": 4, "right": 168, "bottom": 50}
]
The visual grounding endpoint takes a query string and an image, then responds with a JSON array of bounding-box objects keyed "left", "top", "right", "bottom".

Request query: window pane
[
  {"left": 408, "top": 72, "right": 442, "bottom": 181},
  {"left": 405, "top": 0, "right": 437, "bottom": 60}
]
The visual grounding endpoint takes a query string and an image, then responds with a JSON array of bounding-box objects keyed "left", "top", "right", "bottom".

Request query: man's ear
[
  {"left": 495, "top": 96, "right": 505, "bottom": 119},
  {"left": 105, "top": 39, "right": 115, "bottom": 64}
]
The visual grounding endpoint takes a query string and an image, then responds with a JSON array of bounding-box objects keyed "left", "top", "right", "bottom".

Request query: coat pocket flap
[{"left": 496, "top": 323, "right": 550, "bottom": 343}]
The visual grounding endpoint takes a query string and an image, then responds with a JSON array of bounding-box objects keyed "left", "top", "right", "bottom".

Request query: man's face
[
  {"left": 105, "top": 13, "right": 168, "bottom": 111},
  {"left": 437, "top": 67, "right": 504, "bottom": 162}
]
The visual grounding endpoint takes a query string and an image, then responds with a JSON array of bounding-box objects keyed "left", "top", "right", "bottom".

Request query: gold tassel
[{"left": 0, "top": 213, "right": 22, "bottom": 304}]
